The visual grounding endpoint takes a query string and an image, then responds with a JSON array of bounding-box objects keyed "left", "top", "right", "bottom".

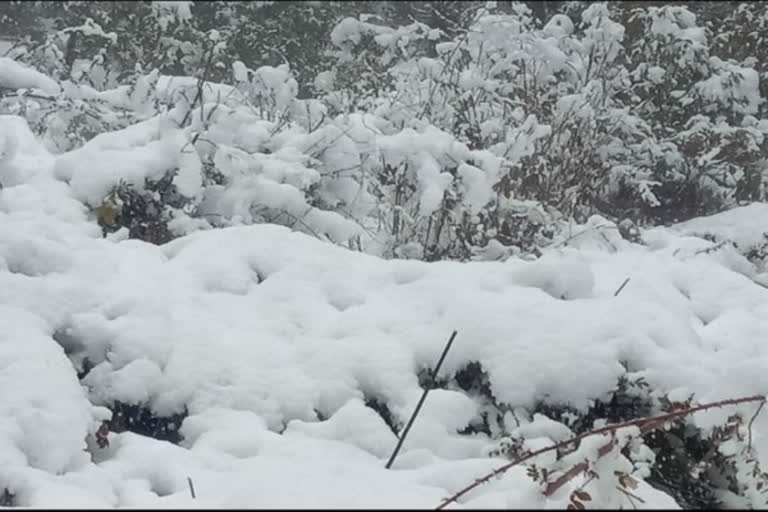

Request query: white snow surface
[
  {"left": 0, "top": 57, "right": 62, "bottom": 95},
  {"left": 1, "top": 113, "right": 768, "bottom": 508}
]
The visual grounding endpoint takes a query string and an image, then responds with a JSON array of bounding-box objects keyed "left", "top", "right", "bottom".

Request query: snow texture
[
  {"left": 0, "top": 57, "right": 62, "bottom": 95},
  {"left": 1, "top": 109, "right": 768, "bottom": 509}
]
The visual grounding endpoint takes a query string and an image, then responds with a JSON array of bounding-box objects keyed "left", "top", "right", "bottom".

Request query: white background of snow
[{"left": 1, "top": 106, "right": 768, "bottom": 509}]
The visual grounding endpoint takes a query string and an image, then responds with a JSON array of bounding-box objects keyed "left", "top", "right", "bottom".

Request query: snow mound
[
  {"left": 0, "top": 58, "right": 61, "bottom": 95},
  {"left": 667, "top": 202, "right": 768, "bottom": 252}
]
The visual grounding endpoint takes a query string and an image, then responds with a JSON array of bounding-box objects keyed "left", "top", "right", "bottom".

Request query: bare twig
[
  {"left": 616, "top": 485, "right": 644, "bottom": 509},
  {"left": 613, "top": 277, "right": 631, "bottom": 297},
  {"left": 187, "top": 476, "right": 196, "bottom": 499},
  {"left": 435, "top": 394, "right": 766, "bottom": 509},
  {"left": 386, "top": 331, "right": 458, "bottom": 469},
  {"left": 544, "top": 439, "right": 615, "bottom": 497},
  {"left": 747, "top": 399, "right": 765, "bottom": 453},
  {"left": 180, "top": 41, "right": 216, "bottom": 128},
  {"left": 554, "top": 224, "right": 619, "bottom": 249},
  {"left": 416, "top": 7, "right": 489, "bottom": 121}
]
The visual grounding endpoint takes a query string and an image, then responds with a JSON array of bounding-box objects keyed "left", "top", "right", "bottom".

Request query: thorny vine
[{"left": 435, "top": 394, "right": 767, "bottom": 510}]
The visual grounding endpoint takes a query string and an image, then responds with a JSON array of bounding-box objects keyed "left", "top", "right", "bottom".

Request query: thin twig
[
  {"left": 554, "top": 224, "right": 619, "bottom": 249},
  {"left": 579, "top": 473, "right": 597, "bottom": 491},
  {"left": 613, "top": 277, "right": 631, "bottom": 297},
  {"left": 187, "top": 476, "right": 196, "bottom": 499},
  {"left": 385, "top": 330, "right": 458, "bottom": 469},
  {"left": 180, "top": 42, "right": 216, "bottom": 128},
  {"left": 616, "top": 485, "right": 644, "bottom": 508},
  {"left": 545, "top": 440, "right": 614, "bottom": 496},
  {"left": 747, "top": 399, "right": 765, "bottom": 453},
  {"left": 435, "top": 394, "right": 766, "bottom": 509}
]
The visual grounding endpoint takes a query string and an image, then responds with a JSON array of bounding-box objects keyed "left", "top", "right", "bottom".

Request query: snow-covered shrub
[
  {"left": 172, "top": 62, "right": 366, "bottom": 245},
  {"left": 710, "top": 3, "right": 768, "bottom": 114},
  {"left": 321, "top": 3, "right": 644, "bottom": 258},
  {"left": 0, "top": 57, "right": 164, "bottom": 153},
  {"left": 477, "top": 375, "right": 768, "bottom": 509},
  {"left": 0, "top": 88, "right": 139, "bottom": 153},
  {"left": 619, "top": 5, "right": 768, "bottom": 222},
  {"left": 320, "top": 14, "right": 444, "bottom": 115},
  {"left": 3, "top": 1, "right": 201, "bottom": 88},
  {"left": 221, "top": 1, "right": 372, "bottom": 98}
]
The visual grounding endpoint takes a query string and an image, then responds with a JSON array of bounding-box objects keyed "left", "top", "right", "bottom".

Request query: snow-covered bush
[
  {"left": 321, "top": 3, "right": 644, "bottom": 257},
  {"left": 2, "top": 3, "right": 768, "bottom": 509},
  {"left": 619, "top": 5, "right": 768, "bottom": 222},
  {"left": 2, "top": 1, "right": 201, "bottom": 87}
]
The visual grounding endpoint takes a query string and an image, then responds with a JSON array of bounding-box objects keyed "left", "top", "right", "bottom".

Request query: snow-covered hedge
[
  {"left": 1, "top": 2, "right": 768, "bottom": 508},
  {"left": 2, "top": 116, "right": 768, "bottom": 506}
]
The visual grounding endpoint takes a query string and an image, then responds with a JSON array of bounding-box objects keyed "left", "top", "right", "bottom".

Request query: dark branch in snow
[
  {"left": 385, "top": 330, "right": 458, "bottom": 469},
  {"left": 613, "top": 277, "right": 631, "bottom": 296}
]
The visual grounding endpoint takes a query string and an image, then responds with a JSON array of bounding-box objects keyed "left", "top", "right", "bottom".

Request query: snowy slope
[{"left": 0, "top": 113, "right": 767, "bottom": 508}]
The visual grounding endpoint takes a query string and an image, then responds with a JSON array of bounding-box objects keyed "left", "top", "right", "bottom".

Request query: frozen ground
[{"left": 1, "top": 111, "right": 768, "bottom": 508}]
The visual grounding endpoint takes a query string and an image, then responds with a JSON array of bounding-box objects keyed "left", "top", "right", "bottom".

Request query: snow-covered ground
[{"left": 1, "top": 111, "right": 768, "bottom": 508}]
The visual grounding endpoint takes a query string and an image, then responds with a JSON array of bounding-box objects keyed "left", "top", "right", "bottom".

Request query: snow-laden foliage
[
  {"left": 618, "top": 5, "right": 768, "bottom": 221},
  {"left": 2, "top": 119, "right": 768, "bottom": 507},
  {"left": 1, "top": 2, "right": 768, "bottom": 507},
  {"left": 2, "top": 1, "right": 764, "bottom": 256}
]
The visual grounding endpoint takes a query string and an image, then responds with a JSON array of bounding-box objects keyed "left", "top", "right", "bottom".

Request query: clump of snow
[
  {"left": 697, "top": 58, "right": 762, "bottom": 115},
  {"left": 0, "top": 58, "right": 62, "bottom": 95},
  {"left": 648, "top": 6, "right": 706, "bottom": 45},
  {"left": 0, "top": 306, "right": 97, "bottom": 475},
  {"left": 55, "top": 125, "right": 200, "bottom": 206}
]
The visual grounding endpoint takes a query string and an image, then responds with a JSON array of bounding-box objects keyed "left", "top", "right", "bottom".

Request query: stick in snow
[
  {"left": 385, "top": 330, "right": 458, "bottom": 469},
  {"left": 187, "top": 477, "right": 196, "bottom": 499},
  {"left": 614, "top": 277, "right": 631, "bottom": 296}
]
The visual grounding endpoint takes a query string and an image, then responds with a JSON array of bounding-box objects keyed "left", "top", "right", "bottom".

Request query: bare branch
[
  {"left": 187, "top": 477, "right": 196, "bottom": 499},
  {"left": 747, "top": 399, "right": 765, "bottom": 453},
  {"left": 386, "top": 331, "right": 458, "bottom": 469},
  {"left": 614, "top": 277, "right": 631, "bottom": 297}
]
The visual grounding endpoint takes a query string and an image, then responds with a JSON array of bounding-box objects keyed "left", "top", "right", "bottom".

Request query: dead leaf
[
  {"left": 574, "top": 490, "right": 592, "bottom": 501},
  {"left": 95, "top": 421, "right": 110, "bottom": 449}
]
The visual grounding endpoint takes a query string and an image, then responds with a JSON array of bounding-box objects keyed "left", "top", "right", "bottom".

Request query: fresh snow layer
[
  {"left": 666, "top": 202, "right": 768, "bottom": 253},
  {"left": 0, "top": 57, "right": 62, "bottom": 95},
  {"left": 1, "top": 113, "right": 768, "bottom": 508}
]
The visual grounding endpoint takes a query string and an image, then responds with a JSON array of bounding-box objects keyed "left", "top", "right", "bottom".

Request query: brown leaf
[
  {"left": 617, "top": 472, "right": 638, "bottom": 490},
  {"left": 574, "top": 490, "right": 592, "bottom": 502},
  {"left": 95, "top": 421, "right": 110, "bottom": 449},
  {"left": 568, "top": 499, "right": 585, "bottom": 510}
]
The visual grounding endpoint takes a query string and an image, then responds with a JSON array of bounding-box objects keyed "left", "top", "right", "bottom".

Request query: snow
[
  {"left": 0, "top": 57, "right": 62, "bottom": 95},
  {"left": 330, "top": 17, "right": 364, "bottom": 48},
  {"left": 2, "top": 104, "right": 768, "bottom": 507},
  {"left": 664, "top": 202, "right": 768, "bottom": 253},
  {"left": 56, "top": 127, "right": 195, "bottom": 206},
  {"left": 697, "top": 58, "right": 762, "bottom": 115},
  {"left": 649, "top": 6, "right": 707, "bottom": 45},
  {"left": 232, "top": 61, "right": 248, "bottom": 83}
]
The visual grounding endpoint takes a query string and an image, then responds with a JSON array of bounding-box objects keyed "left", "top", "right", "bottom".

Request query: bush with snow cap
[{"left": 0, "top": 2, "right": 767, "bottom": 509}]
